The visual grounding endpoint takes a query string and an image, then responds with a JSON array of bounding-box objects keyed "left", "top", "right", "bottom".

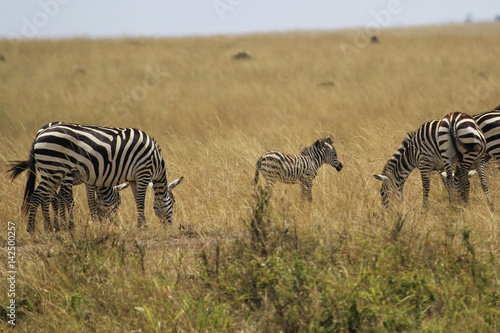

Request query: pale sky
[{"left": 1, "top": 0, "right": 499, "bottom": 39}]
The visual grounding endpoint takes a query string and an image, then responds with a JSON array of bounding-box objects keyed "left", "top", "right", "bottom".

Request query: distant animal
[
  {"left": 254, "top": 137, "right": 343, "bottom": 202},
  {"left": 233, "top": 52, "right": 251, "bottom": 60},
  {"left": 0, "top": 55, "right": 5, "bottom": 62},
  {"left": 370, "top": 35, "right": 379, "bottom": 43},
  {"left": 374, "top": 112, "right": 487, "bottom": 209},
  {"left": 318, "top": 81, "right": 335, "bottom": 87},
  {"left": 8, "top": 122, "right": 183, "bottom": 233}
]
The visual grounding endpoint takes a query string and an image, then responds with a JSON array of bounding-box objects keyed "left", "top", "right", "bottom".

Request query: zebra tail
[
  {"left": 7, "top": 160, "right": 30, "bottom": 181},
  {"left": 22, "top": 156, "right": 37, "bottom": 216},
  {"left": 8, "top": 157, "right": 37, "bottom": 216},
  {"left": 253, "top": 159, "right": 261, "bottom": 185}
]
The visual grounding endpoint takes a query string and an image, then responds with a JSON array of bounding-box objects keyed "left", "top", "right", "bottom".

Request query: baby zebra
[
  {"left": 254, "top": 137, "right": 343, "bottom": 202},
  {"left": 52, "top": 172, "right": 130, "bottom": 230}
]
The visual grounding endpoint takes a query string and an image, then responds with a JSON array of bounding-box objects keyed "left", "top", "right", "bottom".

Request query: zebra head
[
  {"left": 95, "top": 183, "right": 130, "bottom": 218},
  {"left": 373, "top": 174, "right": 404, "bottom": 208},
  {"left": 318, "top": 137, "right": 343, "bottom": 172},
  {"left": 152, "top": 176, "right": 184, "bottom": 225}
]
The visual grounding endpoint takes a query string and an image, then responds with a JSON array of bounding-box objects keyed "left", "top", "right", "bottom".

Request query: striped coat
[
  {"left": 254, "top": 137, "right": 342, "bottom": 202},
  {"left": 8, "top": 122, "right": 183, "bottom": 232},
  {"left": 374, "top": 112, "right": 486, "bottom": 208}
]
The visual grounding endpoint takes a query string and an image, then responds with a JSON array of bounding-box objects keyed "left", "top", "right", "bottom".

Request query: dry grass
[{"left": 0, "top": 23, "right": 500, "bottom": 332}]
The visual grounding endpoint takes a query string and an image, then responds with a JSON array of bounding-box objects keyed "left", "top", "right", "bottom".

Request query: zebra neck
[
  {"left": 151, "top": 146, "right": 167, "bottom": 184},
  {"left": 383, "top": 138, "right": 418, "bottom": 187},
  {"left": 302, "top": 147, "right": 324, "bottom": 169}
]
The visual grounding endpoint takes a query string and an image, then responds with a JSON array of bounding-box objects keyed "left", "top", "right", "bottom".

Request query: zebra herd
[{"left": 7, "top": 106, "right": 500, "bottom": 233}]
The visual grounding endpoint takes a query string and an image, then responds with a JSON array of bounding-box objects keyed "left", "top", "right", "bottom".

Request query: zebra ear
[
  {"left": 115, "top": 183, "right": 129, "bottom": 191},
  {"left": 315, "top": 139, "right": 327, "bottom": 149},
  {"left": 168, "top": 176, "right": 184, "bottom": 190},
  {"left": 325, "top": 137, "right": 334, "bottom": 144},
  {"left": 373, "top": 174, "right": 388, "bottom": 181}
]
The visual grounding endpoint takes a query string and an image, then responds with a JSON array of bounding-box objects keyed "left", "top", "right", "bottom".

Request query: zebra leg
[
  {"left": 28, "top": 177, "right": 60, "bottom": 233},
  {"left": 442, "top": 165, "right": 457, "bottom": 206},
  {"left": 85, "top": 185, "right": 99, "bottom": 222},
  {"left": 264, "top": 180, "right": 275, "bottom": 197},
  {"left": 68, "top": 197, "right": 75, "bottom": 230},
  {"left": 129, "top": 180, "right": 148, "bottom": 227},
  {"left": 420, "top": 170, "right": 432, "bottom": 209},
  {"left": 61, "top": 186, "right": 75, "bottom": 230},
  {"left": 455, "top": 166, "right": 471, "bottom": 205},
  {"left": 51, "top": 195, "right": 60, "bottom": 230},
  {"left": 476, "top": 159, "right": 493, "bottom": 210},
  {"left": 42, "top": 196, "right": 53, "bottom": 231},
  {"left": 300, "top": 180, "right": 313, "bottom": 203}
]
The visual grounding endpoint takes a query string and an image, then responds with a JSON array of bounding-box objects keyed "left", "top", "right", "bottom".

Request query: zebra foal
[
  {"left": 254, "top": 137, "right": 343, "bottom": 202},
  {"left": 374, "top": 112, "right": 487, "bottom": 209},
  {"left": 8, "top": 122, "right": 183, "bottom": 233}
]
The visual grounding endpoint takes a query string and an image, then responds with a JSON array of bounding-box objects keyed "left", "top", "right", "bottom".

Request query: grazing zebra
[
  {"left": 254, "top": 137, "right": 343, "bottom": 202},
  {"left": 8, "top": 123, "right": 130, "bottom": 231},
  {"left": 8, "top": 122, "right": 183, "bottom": 233},
  {"left": 373, "top": 112, "right": 487, "bottom": 209}
]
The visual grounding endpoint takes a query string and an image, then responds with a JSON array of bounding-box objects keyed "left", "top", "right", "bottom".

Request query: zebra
[
  {"left": 373, "top": 112, "right": 487, "bottom": 209},
  {"left": 8, "top": 122, "right": 183, "bottom": 233},
  {"left": 442, "top": 111, "right": 488, "bottom": 205},
  {"left": 52, "top": 171, "right": 130, "bottom": 230},
  {"left": 253, "top": 137, "right": 343, "bottom": 202},
  {"left": 8, "top": 123, "right": 130, "bottom": 231}
]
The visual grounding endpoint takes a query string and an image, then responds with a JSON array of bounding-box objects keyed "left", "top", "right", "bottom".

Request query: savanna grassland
[{"left": 1, "top": 23, "right": 500, "bottom": 332}]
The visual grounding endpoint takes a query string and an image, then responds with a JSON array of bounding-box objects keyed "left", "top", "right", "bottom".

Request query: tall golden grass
[{"left": 0, "top": 23, "right": 499, "bottom": 331}]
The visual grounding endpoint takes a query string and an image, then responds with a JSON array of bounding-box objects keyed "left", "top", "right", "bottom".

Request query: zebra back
[{"left": 473, "top": 108, "right": 500, "bottom": 162}]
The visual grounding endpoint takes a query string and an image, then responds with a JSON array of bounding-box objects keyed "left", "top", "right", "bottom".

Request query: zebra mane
[
  {"left": 381, "top": 132, "right": 415, "bottom": 178},
  {"left": 300, "top": 139, "right": 324, "bottom": 156},
  {"left": 150, "top": 136, "right": 162, "bottom": 153},
  {"left": 405, "top": 131, "right": 416, "bottom": 142}
]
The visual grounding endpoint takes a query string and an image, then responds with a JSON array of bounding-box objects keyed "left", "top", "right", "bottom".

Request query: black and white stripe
[
  {"left": 52, "top": 171, "right": 130, "bottom": 230},
  {"left": 374, "top": 112, "right": 487, "bottom": 208},
  {"left": 473, "top": 106, "right": 500, "bottom": 162},
  {"left": 254, "top": 137, "right": 343, "bottom": 202},
  {"left": 8, "top": 122, "right": 183, "bottom": 232},
  {"left": 441, "top": 111, "right": 488, "bottom": 205}
]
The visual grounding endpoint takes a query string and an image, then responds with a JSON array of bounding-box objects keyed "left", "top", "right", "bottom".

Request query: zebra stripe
[
  {"left": 374, "top": 112, "right": 487, "bottom": 208},
  {"left": 254, "top": 137, "right": 342, "bottom": 202},
  {"left": 473, "top": 106, "right": 500, "bottom": 162},
  {"left": 52, "top": 172, "right": 130, "bottom": 230},
  {"left": 8, "top": 122, "right": 183, "bottom": 232}
]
